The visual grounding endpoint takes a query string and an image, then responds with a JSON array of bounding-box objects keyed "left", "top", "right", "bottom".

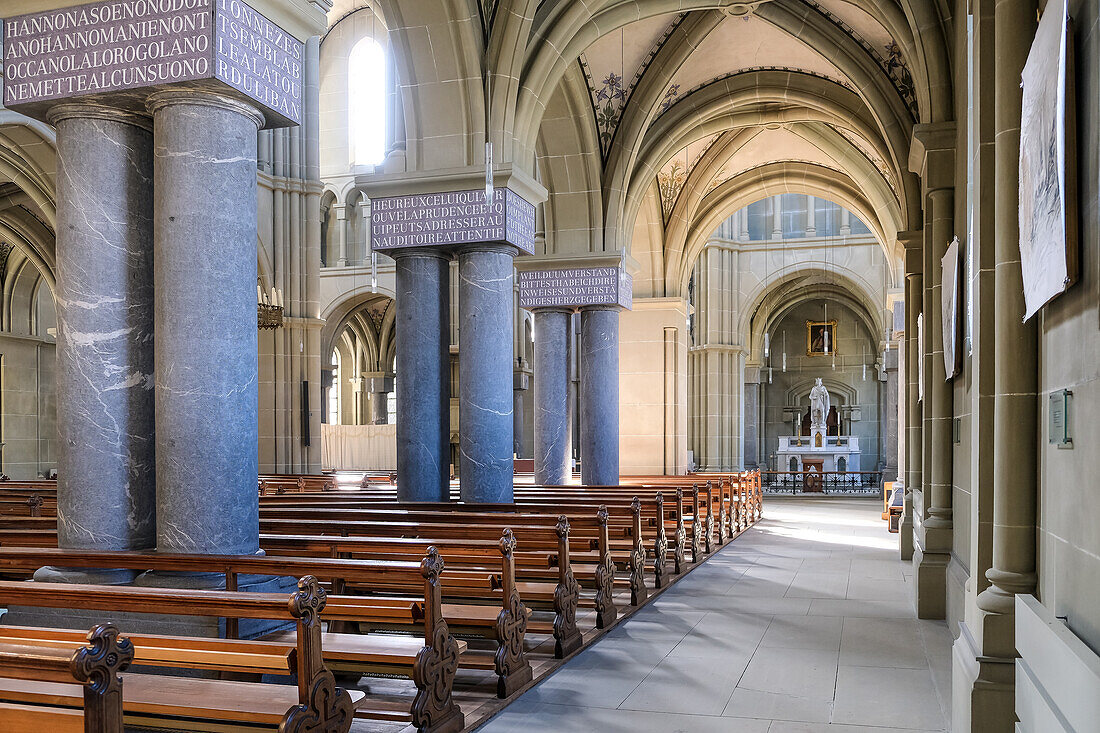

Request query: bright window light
[{"left": 349, "top": 37, "right": 386, "bottom": 167}]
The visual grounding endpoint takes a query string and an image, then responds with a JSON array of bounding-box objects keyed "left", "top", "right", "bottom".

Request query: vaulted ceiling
[{"left": 515, "top": 0, "right": 950, "bottom": 294}]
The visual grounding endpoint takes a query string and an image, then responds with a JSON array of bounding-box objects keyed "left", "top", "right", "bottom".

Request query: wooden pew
[
  {"left": 0, "top": 550, "right": 464, "bottom": 732},
  {"left": 259, "top": 474, "right": 336, "bottom": 495},
  {"left": 0, "top": 576, "right": 368, "bottom": 732},
  {"left": 0, "top": 623, "right": 132, "bottom": 733},
  {"left": 0, "top": 519, "right": 548, "bottom": 693},
  {"left": 256, "top": 506, "right": 621, "bottom": 629}
]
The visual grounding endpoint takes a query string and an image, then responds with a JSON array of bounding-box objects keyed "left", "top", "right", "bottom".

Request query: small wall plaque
[{"left": 1048, "top": 389, "right": 1072, "bottom": 448}]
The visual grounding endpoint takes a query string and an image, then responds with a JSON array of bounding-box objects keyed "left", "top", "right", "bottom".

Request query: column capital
[
  {"left": 387, "top": 246, "right": 452, "bottom": 262},
  {"left": 362, "top": 373, "right": 394, "bottom": 393},
  {"left": 457, "top": 242, "right": 521, "bottom": 258},
  {"left": 146, "top": 89, "right": 265, "bottom": 129},
  {"left": 527, "top": 305, "right": 576, "bottom": 314},
  {"left": 900, "top": 231, "right": 923, "bottom": 277},
  {"left": 908, "top": 121, "right": 957, "bottom": 190},
  {"left": 46, "top": 103, "right": 151, "bottom": 131}
]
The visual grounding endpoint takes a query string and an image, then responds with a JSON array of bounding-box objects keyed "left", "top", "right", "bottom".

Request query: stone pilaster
[
  {"left": 743, "top": 373, "right": 761, "bottom": 469},
  {"left": 458, "top": 244, "right": 518, "bottom": 503},
  {"left": 901, "top": 233, "right": 923, "bottom": 563},
  {"left": 532, "top": 308, "right": 573, "bottom": 485},
  {"left": 513, "top": 363, "right": 530, "bottom": 458},
  {"left": 975, "top": 0, "right": 1039, "bottom": 650},
  {"left": 147, "top": 90, "right": 263, "bottom": 556},
  {"left": 334, "top": 203, "right": 349, "bottom": 266},
  {"left": 770, "top": 195, "right": 783, "bottom": 239},
  {"left": 393, "top": 249, "right": 451, "bottom": 501},
  {"left": 882, "top": 346, "right": 900, "bottom": 483},
  {"left": 579, "top": 306, "right": 620, "bottom": 485},
  {"left": 909, "top": 122, "right": 956, "bottom": 619},
  {"left": 45, "top": 105, "right": 156, "bottom": 583}
]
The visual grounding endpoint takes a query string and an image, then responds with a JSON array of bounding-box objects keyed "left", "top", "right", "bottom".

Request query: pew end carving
[
  {"left": 553, "top": 516, "right": 583, "bottom": 658},
  {"left": 410, "top": 548, "right": 465, "bottom": 733},
  {"left": 494, "top": 529, "right": 533, "bottom": 698},
  {"left": 593, "top": 506, "right": 617, "bottom": 628},
  {"left": 282, "top": 575, "right": 356, "bottom": 733},
  {"left": 69, "top": 623, "right": 133, "bottom": 733}
]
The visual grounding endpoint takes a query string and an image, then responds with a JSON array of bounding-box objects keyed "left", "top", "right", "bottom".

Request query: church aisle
[{"left": 476, "top": 497, "right": 952, "bottom": 732}]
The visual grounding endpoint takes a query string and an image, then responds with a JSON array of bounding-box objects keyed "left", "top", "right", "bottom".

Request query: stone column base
[
  {"left": 912, "top": 545, "right": 949, "bottom": 619},
  {"left": 898, "top": 515, "right": 915, "bottom": 561},
  {"left": 951, "top": 622, "right": 1016, "bottom": 732}
]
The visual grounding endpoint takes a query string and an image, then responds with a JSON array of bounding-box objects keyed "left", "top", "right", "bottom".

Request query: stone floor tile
[
  {"left": 784, "top": 572, "right": 850, "bottom": 599},
  {"left": 767, "top": 723, "right": 945, "bottom": 733},
  {"left": 831, "top": 665, "right": 946, "bottom": 729},
  {"left": 806, "top": 598, "right": 915, "bottom": 618},
  {"left": 619, "top": 652, "right": 751, "bottom": 715},
  {"left": 723, "top": 687, "right": 833, "bottom": 722},
  {"left": 760, "top": 614, "right": 844, "bottom": 650},
  {"left": 483, "top": 702, "right": 773, "bottom": 733},
  {"left": 737, "top": 647, "right": 840, "bottom": 701},
  {"left": 839, "top": 617, "right": 927, "bottom": 668}
]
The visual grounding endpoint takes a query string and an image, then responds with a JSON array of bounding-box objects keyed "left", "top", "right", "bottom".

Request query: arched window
[
  {"left": 348, "top": 37, "right": 386, "bottom": 167},
  {"left": 328, "top": 350, "right": 341, "bottom": 425}
]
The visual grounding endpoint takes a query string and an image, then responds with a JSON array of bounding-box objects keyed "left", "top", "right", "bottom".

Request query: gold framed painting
[{"left": 806, "top": 320, "right": 837, "bottom": 356}]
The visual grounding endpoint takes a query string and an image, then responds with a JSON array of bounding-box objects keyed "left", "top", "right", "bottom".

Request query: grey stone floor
[{"left": 475, "top": 496, "right": 952, "bottom": 732}]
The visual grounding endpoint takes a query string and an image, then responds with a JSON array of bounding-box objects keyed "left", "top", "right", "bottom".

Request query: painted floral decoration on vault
[
  {"left": 657, "top": 159, "right": 687, "bottom": 219},
  {"left": 594, "top": 72, "right": 628, "bottom": 150}
]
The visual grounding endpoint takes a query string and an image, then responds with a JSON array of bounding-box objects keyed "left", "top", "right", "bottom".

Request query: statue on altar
[{"left": 809, "top": 378, "right": 830, "bottom": 430}]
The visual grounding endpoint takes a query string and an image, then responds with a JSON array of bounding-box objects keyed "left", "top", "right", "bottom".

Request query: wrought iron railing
[{"left": 761, "top": 470, "right": 882, "bottom": 495}]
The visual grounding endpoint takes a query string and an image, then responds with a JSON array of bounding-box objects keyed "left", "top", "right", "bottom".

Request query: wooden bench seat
[
  {"left": 0, "top": 548, "right": 466, "bottom": 730},
  {"left": 0, "top": 624, "right": 131, "bottom": 733},
  {"left": 0, "top": 701, "right": 84, "bottom": 733},
  {"left": 0, "top": 578, "right": 369, "bottom": 732},
  {"left": 0, "top": 672, "right": 367, "bottom": 731}
]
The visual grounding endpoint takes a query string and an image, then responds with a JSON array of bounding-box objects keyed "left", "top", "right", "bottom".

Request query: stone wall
[
  {"left": 0, "top": 334, "right": 56, "bottom": 479},
  {"left": 1036, "top": 0, "right": 1100, "bottom": 652}
]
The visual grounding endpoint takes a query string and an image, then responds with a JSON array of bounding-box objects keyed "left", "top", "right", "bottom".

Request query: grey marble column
[
  {"left": 458, "top": 244, "right": 517, "bottom": 503},
  {"left": 371, "top": 390, "right": 389, "bottom": 424},
  {"left": 532, "top": 308, "right": 572, "bottom": 485},
  {"left": 513, "top": 371, "right": 528, "bottom": 458},
  {"left": 579, "top": 306, "right": 620, "bottom": 486},
  {"left": 48, "top": 105, "right": 156, "bottom": 577},
  {"left": 147, "top": 90, "right": 263, "bottom": 555},
  {"left": 393, "top": 249, "right": 451, "bottom": 501}
]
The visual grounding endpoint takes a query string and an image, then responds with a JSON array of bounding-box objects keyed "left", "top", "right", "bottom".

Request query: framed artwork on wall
[
  {"left": 1018, "top": 0, "right": 1077, "bottom": 320},
  {"left": 806, "top": 320, "right": 837, "bottom": 356}
]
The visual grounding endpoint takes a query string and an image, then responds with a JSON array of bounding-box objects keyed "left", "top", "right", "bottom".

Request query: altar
[
  {"left": 776, "top": 433, "right": 862, "bottom": 474},
  {"left": 775, "top": 378, "right": 862, "bottom": 490}
]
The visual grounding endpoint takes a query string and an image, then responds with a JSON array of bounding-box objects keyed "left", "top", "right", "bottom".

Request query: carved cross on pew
[{"left": 70, "top": 623, "right": 134, "bottom": 733}]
